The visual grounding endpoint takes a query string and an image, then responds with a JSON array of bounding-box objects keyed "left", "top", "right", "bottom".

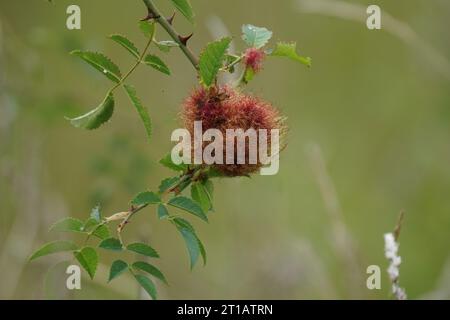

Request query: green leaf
[
  {"left": 244, "top": 67, "right": 255, "bottom": 83},
  {"left": 202, "top": 181, "right": 214, "bottom": 212},
  {"left": 131, "top": 191, "right": 161, "bottom": 206},
  {"left": 127, "top": 242, "right": 159, "bottom": 258},
  {"left": 173, "top": 218, "right": 206, "bottom": 268},
  {"left": 82, "top": 218, "right": 98, "bottom": 232},
  {"left": 198, "top": 235, "right": 207, "bottom": 266},
  {"left": 158, "top": 176, "right": 181, "bottom": 193},
  {"left": 169, "top": 0, "right": 194, "bottom": 23},
  {"left": 157, "top": 204, "right": 170, "bottom": 220},
  {"left": 178, "top": 227, "right": 199, "bottom": 268},
  {"left": 198, "top": 37, "right": 232, "bottom": 87},
  {"left": 134, "top": 274, "right": 157, "bottom": 300},
  {"left": 168, "top": 196, "right": 208, "bottom": 222},
  {"left": 99, "top": 237, "right": 123, "bottom": 251},
  {"left": 191, "top": 183, "right": 211, "bottom": 212},
  {"left": 143, "top": 54, "right": 171, "bottom": 75},
  {"left": 124, "top": 84, "right": 152, "bottom": 141},
  {"left": 159, "top": 153, "right": 187, "bottom": 172},
  {"left": 139, "top": 20, "right": 155, "bottom": 39},
  {"left": 203, "top": 180, "right": 214, "bottom": 202},
  {"left": 71, "top": 50, "right": 122, "bottom": 83},
  {"left": 29, "top": 241, "right": 78, "bottom": 261},
  {"left": 173, "top": 218, "right": 200, "bottom": 269},
  {"left": 69, "top": 92, "right": 115, "bottom": 130},
  {"left": 74, "top": 247, "right": 98, "bottom": 280},
  {"left": 242, "top": 24, "right": 273, "bottom": 49},
  {"left": 176, "top": 178, "right": 193, "bottom": 195},
  {"left": 92, "top": 224, "right": 110, "bottom": 240},
  {"left": 269, "top": 42, "right": 312, "bottom": 67},
  {"left": 132, "top": 261, "right": 168, "bottom": 284},
  {"left": 155, "top": 40, "right": 179, "bottom": 53},
  {"left": 108, "top": 260, "right": 129, "bottom": 282},
  {"left": 90, "top": 206, "right": 101, "bottom": 222},
  {"left": 109, "top": 34, "right": 140, "bottom": 59},
  {"left": 49, "top": 217, "right": 84, "bottom": 233}
]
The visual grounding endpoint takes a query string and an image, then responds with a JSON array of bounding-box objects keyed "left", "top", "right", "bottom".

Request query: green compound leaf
[
  {"left": 69, "top": 93, "right": 115, "bottom": 130},
  {"left": 191, "top": 183, "right": 211, "bottom": 213},
  {"left": 29, "top": 241, "right": 78, "bottom": 261},
  {"left": 198, "top": 37, "right": 232, "bottom": 87},
  {"left": 124, "top": 84, "right": 152, "bottom": 141},
  {"left": 242, "top": 24, "right": 273, "bottom": 49},
  {"left": 74, "top": 247, "right": 98, "bottom": 280},
  {"left": 131, "top": 191, "right": 161, "bottom": 206},
  {"left": 173, "top": 218, "right": 206, "bottom": 268},
  {"left": 269, "top": 42, "right": 312, "bottom": 67},
  {"left": 169, "top": 0, "right": 195, "bottom": 24},
  {"left": 127, "top": 242, "right": 159, "bottom": 258},
  {"left": 99, "top": 237, "right": 123, "bottom": 251},
  {"left": 143, "top": 54, "right": 171, "bottom": 75},
  {"left": 109, "top": 34, "right": 140, "bottom": 59},
  {"left": 159, "top": 153, "right": 187, "bottom": 172},
  {"left": 132, "top": 261, "right": 168, "bottom": 285},
  {"left": 139, "top": 20, "right": 155, "bottom": 39},
  {"left": 49, "top": 217, "right": 84, "bottom": 233},
  {"left": 157, "top": 204, "right": 170, "bottom": 220},
  {"left": 134, "top": 274, "right": 157, "bottom": 300},
  {"left": 168, "top": 196, "right": 208, "bottom": 222},
  {"left": 108, "top": 260, "right": 129, "bottom": 282},
  {"left": 71, "top": 50, "right": 122, "bottom": 83}
]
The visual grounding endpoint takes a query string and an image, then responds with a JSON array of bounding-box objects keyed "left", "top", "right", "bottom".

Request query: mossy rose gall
[{"left": 176, "top": 85, "right": 287, "bottom": 176}]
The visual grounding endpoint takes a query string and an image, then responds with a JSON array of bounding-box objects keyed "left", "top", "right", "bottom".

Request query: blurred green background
[{"left": 1, "top": 0, "right": 449, "bottom": 299}]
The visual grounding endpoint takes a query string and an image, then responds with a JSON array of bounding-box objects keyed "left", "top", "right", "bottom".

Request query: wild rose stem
[
  {"left": 103, "top": 166, "right": 205, "bottom": 245},
  {"left": 142, "top": 0, "right": 199, "bottom": 69}
]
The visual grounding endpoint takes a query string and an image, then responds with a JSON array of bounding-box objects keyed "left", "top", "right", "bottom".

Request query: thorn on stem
[
  {"left": 179, "top": 33, "right": 193, "bottom": 46},
  {"left": 167, "top": 12, "right": 176, "bottom": 25},
  {"left": 141, "top": 8, "right": 161, "bottom": 21}
]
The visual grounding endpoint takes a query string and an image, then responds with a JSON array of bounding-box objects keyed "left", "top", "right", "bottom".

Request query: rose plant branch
[
  {"left": 142, "top": 0, "right": 199, "bottom": 69},
  {"left": 105, "top": 165, "right": 205, "bottom": 246},
  {"left": 30, "top": 0, "right": 312, "bottom": 299}
]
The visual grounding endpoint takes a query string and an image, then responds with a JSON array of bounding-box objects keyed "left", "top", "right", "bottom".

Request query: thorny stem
[{"left": 142, "top": 0, "right": 199, "bottom": 69}]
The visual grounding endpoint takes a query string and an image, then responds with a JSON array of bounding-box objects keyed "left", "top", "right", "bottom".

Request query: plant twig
[
  {"left": 142, "top": 0, "right": 199, "bottom": 69},
  {"left": 105, "top": 165, "right": 205, "bottom": 245},
  {"left": 393, "top": 210, "right": 405, "bottom": 241},
  {"left": 116, "top": 204, "right": 149, "bottom": 245}
]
